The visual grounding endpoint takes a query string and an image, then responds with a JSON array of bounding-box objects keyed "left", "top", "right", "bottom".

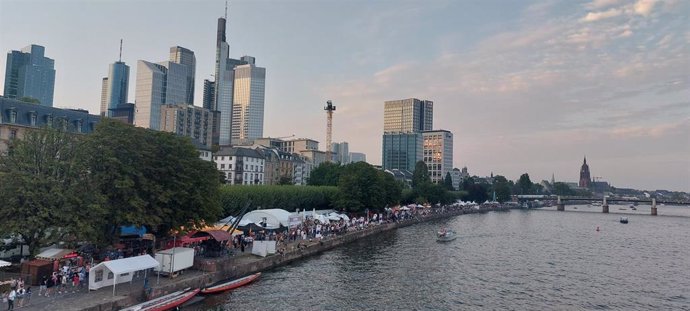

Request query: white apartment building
[{"left": 214, "top": 147, "right": 265, "bottom": 185}]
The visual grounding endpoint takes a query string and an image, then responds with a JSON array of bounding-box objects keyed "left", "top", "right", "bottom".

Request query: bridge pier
[
  {"left": 651, "top": 198, "right": 657, "bottom": 216},
  {"left": 602, "top": 197, "right": 609, "bottom": 213},
  {"left": 556, "top": 196, "right": 564, "bottom": 211}
]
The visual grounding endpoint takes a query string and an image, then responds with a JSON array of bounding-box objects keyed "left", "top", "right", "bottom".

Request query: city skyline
[{"left": 0, "top": 0, "right": 688, "bottom": 191}]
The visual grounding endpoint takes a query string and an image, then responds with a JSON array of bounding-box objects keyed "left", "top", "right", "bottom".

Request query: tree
[
  {"left": 492, "top": 175, "right": 512, "bottom": 203},
  {"left": 307, "top": 162, "right": 342, "bottom": 186},
  {"left": 278, "top": 175, "right": 293, "bottom": 185},
  {"left": 443, "top": 172, "right": 454, "bottom": 191},
  {"left": 412, "top": 161, "right": 430, "bottom": 189},
  {"left": 378, "top": 170, "right": 402, "bottom": 207},
  {"left": 553, "top": 182, "right": 575, "bottom": 196},
  {"left": 0, "top": 126, "right": 105, "bottom": 256},
  {"left": 517, "top": 173, "right": 533, "bottom": 194},
  {"left": 83, "top": 119, "right": 222, "bottom": 242},
  {"left": 335, "top": 162, "right": 386, "bottom": 212}
]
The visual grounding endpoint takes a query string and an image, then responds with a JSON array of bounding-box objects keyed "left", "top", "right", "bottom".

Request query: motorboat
[
  {"left": 200, "top": 272, "right": 261, "bottom": 294},
  {"left": 620, "top": 217, "right": 629, "bottom": 224},
  {"left": 121, "top": 287, "right": 199, "bottom": 311},
  {"left": 437, "top": 228, "right": 457, "bottom": 242}
]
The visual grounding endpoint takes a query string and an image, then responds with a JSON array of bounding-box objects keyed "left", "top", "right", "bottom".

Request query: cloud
[
  {"left": 633, "top": 0, "right": 658, "bottom": 16},
  {"left": 585, "top": 0, "right": 624, "bottom": 10},
  {"left": 610, "top": 118, "right": 689, "bottom": 139},
  {"left": 581, "top": 7, "right": 624, "bottom": 22}
]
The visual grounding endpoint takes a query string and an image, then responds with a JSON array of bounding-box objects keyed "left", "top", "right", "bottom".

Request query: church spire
[{"left": 584, "top": 155, "right": 587, "bottom": 165}]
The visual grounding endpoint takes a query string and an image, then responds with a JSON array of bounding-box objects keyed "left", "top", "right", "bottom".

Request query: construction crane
[{"left": 324, "top": 100, "right": 336, "bottom": 162}]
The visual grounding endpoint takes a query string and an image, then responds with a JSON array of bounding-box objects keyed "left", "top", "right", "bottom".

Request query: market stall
[{"left": 88, "top": 254, "right": 159, "bottom": 295}]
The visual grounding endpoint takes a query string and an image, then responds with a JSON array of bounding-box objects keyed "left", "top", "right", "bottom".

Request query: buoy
[{"left": 596, "top": 226, "right": 600, "bottom": 232}]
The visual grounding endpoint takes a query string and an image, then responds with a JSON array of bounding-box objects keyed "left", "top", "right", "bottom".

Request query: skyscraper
[
  {"left": 382, "top": 98, "right": 433, "bottom": 171},
  {"left": 423, "top": 130, "right": 453, "bottom": 184},
  {"left": 102, "top": 61, "right": 130, "bottom": 116},
  {"left": 231, "top": 56, "right": 266, "bottom": 145},
  {"left": 332, "top": 142, "right": 350, "bottom": 164},
  {"left": 210, "top": 13, "right": 266, "bottom": 146},
  {"left": 383, "top": 98, "right": 433, "bottom": 133},
  {"left": 134, "top": 47, "right": 195, "bottom": 130},
  {"left": 100, "top": 77, "right": 109, "bottom": 116},
  {"left": 3, "top": 44, "right": 55, "bottom": 107},
  {"left": 169, "top": 46, "right": 196, "bottom": 104}
]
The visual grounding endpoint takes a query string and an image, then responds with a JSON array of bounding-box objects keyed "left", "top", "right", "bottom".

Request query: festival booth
[
  {"left": 20, "top": 260, "right": 53, "bottom": 285},
  {"left": 242, "top": 209, "right": 291, "bottom": 229},
  {"left": 189, "top": 230, "right": 232, "bottom": 257},
  {"left": 88, "top": 254, "right": 159, "bottom": 294},
  {"left": 35, "top": 247, "right": 80, "bottom": 273}
]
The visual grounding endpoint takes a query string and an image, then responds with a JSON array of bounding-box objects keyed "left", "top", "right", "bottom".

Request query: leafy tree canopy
[
  {"left": 412, "top": 161, "right": 430, "bottom": 189},
  {"left": 307, "top": 162, "right": 342, "bottom": 186}
]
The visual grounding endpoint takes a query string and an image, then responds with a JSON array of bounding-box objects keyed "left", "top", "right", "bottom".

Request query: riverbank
[{"left": 21, "top": 205, "right": 511, "bottom": 311}]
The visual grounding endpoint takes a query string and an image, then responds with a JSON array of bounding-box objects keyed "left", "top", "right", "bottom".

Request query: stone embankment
[{"left": 82, "top": 205, "right": 511, "bottom": 311}]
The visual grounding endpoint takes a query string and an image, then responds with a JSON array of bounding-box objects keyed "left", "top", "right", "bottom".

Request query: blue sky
[{"left": 1, "top": 0, "right": 688, "bottom": 191}]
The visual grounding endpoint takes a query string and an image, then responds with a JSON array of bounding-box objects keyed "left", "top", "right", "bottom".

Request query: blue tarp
[{"left": 120, "top": 226, "right": 147, "bottom": 237}]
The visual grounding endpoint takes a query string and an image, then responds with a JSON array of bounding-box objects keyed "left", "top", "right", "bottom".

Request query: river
[{"left": 190, "top": 205, "right": 690, "bottom": 310}]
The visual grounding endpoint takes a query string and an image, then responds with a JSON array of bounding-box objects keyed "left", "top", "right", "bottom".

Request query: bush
[{"left": 219, "top": 185, "right": 340, "bottom": 216}]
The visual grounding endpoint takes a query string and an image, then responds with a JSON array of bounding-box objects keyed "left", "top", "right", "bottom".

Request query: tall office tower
[
  {"left": 382, "top": 98, "right": 433, "bottom": 171},
  {"left": 331, "top": 142, "right": 350, "bottom": 164},
  {"left": 422, "top": 130, "right": 453, "bottom": 184},
  {"left": 160, "top": 104, "right": 214, "bottom": 148},
  {"left": 231, "top": 56, "right": 266, "bottom": 145},
  {"left": 134, "top": 47, "right": 195, "bottom": 130},
  {"left": 349, "top": 152, "right": 366, "bottom": 163},
  {"left": 104, "top": 61, "right": 130, "bottom": 116},
  {"left": 169, "top": 46, "right": 196, "bottom": 104},
  {"left": 203, "top": 79, "right": 215, "bottom": 110},
  {"left": 100, "top": 77, "right": 109, "bottom": 116},
  {"left": 3, "top": 44, "right": 55, "bottom": 107},
  {"left": 382, "top": 132, "right": 423, "bottom": 172},
  {"left": 383, "top": 98, "right": 433, "bottom": 133}
]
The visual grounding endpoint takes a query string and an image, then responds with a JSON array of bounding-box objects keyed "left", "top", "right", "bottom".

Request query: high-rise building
[
  {"left": 169, "top": 46, "right": 196, "bottom": 104},
  {"left": 332, "top": 142, "right": 350, "bottom": 164},
  {"left": 3, "top": 45, "right": 55, "bottom": 107},
  {"left": 160, "top": 104, "right": 214, "bottom": 148},
  {"left": 231, "top": 56, "right": 266, "bottom": 145},
  {"left": 134, "top": 47, "right": 195, "bottom": 130},
  {"left": 383, "top": 98, "right": 433, "bottom": 133},
  {"left": 349, "top": 152, "right": 366, "bottom": 163},
  {"left": 101, "top": 61, "right": 130, "bottom": 116},
  {"left": 382, "top": 132, "right": 423, "bottom": 172},
  {"left": 382, "top": 98, "right": 432, "bottom": 171},
  {"left": 100, "top": 77, "right": 109, "bottom": 116},
  {"left": 423, "top": 130, "right": 453, "bottom": 184},
  {"left": 210, "top": 14, "right": 265, "bottom": 146}
]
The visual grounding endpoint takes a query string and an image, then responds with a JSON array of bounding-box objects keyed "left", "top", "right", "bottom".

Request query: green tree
[
  {"left": 83, "top": 119, "right": 222, "bottom": 242},
  {"left": 553, "top": 182, "right": 575, "bottom": 196},
  {"left": 412, "top": 161, "right": 430, "bottom": 189},
  {"left": 0, "top": 126, "right": 105, "bottom": 256},
  {"left": 378, "top": 170, "right": 402, "bottom": 206},
  {"left": 278, "top": 175, "right": 293, "bottom": 185},
  {"left": 443, "top": 172, "right": 454, "bottom": 191},
  {"left": 492, "top": 175, "right": 512, "bottom": 203},
  {"left": 307, "top": 162, "right": 342, "bottom": 186},
  {"left": 335, "top": 162, "right": 385, "bottom": 212},
  {"left": 517, "top": 173, "right": 533, "bottom": 194}
]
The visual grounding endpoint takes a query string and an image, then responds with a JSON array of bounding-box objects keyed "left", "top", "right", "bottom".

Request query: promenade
[{"left": 15, "top": 205, "right": 510, "bottom": 311}]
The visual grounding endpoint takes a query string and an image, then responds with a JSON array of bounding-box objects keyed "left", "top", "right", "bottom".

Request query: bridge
[{"left": 515, "top": 195, "right": 690, "bottom": 215}]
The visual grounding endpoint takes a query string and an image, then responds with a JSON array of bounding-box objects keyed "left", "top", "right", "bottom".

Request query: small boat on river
[
  {"left": 200, "top": 272, "right": 261, "bottom": 294},
  {"left": 620, "top": 217, "right": 629, "bottom": 224},
  {"left": 121, "top": 287, "right": 199, "bottom": 311},
  {"left": 437, "top": 228, "right": 457, "bottom": 242}
]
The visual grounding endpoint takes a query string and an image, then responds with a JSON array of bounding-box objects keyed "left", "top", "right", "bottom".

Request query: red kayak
[
  {"left": 122, "top": 288, "right": 199, "bottom": 311},
  {"left": 200, "top": 272, "right": 261, "bottom": 294}
]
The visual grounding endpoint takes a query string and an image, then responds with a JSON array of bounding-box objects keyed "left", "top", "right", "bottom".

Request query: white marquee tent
[
  {"left": 0, "top": 260, "right": 11, "bottom": 268},
  {"left": 242, "top": 209, "right": 292, "bottom": 229},
  {"left": 89, "top": 255, "right": 159, "bottom": 295}
]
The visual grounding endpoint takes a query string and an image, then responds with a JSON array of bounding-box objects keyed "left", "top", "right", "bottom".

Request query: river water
[{"left": 192, "top": 205, "right": 690, "bottom": 310}]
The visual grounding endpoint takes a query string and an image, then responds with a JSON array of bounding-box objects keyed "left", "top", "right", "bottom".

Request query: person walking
[
  {"left": 38, "top": 276, "right": 47, "bottom": 296},
  {"left": 6, "top": 288, "right": 16, "bottom": 310}
]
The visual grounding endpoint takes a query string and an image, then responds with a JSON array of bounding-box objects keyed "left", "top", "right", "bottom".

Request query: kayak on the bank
[{"left": 200, "top": 272, "right": 261, "bottom": 294}]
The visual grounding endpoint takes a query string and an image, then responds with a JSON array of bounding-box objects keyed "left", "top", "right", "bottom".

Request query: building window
[
  {"left": 9, "top": 129, "right": 18, "bottom": 140},
  {"left": 221, "top": 164, "right": 225, "bottom": 169},
  {"left": 9, "top": 110, "right": 17, "bottom": 123},
  {"left": 30, "top": 113, "right": 37, "bottom": 126}
]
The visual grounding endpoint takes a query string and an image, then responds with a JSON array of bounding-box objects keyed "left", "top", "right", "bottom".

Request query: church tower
[{"left": 579, "top": 156, "right": 591, "bottom": 188}]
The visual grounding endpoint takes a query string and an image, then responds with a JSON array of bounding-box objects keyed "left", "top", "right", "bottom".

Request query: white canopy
[
  {"left": 0, "top": 260, "right": 11, "bottom": 268},
  {"left": 243, "top": 209, "right": 291, "bottom": 229},
  {"left": 89, "top": 255, "right": 159, "bottom": 293},
  {"left": 217, "top": 216, "right": 255, "bottom": 227},
  {"left": 35, "top": 248, "right": 74, "bottom": 260}
]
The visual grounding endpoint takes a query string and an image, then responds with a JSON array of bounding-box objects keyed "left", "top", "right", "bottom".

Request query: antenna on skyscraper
[
  {"left": 225, "top": 0, "right": 228, "bottom": 19},
  {"left": 118, "top": 39, "right": 123, "bottom": 62}
]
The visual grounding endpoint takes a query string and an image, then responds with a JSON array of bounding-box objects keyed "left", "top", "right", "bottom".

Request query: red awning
[{"left": 201, "top": 229, "right": 232, "bottom": 241}]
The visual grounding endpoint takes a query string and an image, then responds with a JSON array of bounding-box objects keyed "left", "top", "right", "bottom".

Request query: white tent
[
  {"left": 216, "top": 215, "right": 255, "bottom": 227},
  {"left": 242, "top": 209, "right": 292, "bottom": 229},
  {"left": 0, "top": 260, "right": 11, "bottom": 268},
  {"left": 89, "top": 255, "right": 159, "bottom": 295}
]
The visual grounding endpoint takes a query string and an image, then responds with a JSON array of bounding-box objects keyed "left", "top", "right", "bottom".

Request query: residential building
[
  {"left": 383, "top": 98, "right": 433, "bottom": 133},
  {"left": 299, "top": 149, "right": 328, "bottom": 168},
  {"left": 450, "top": 167, "right": 469, "bottom": 191},
  {"left": 255, "top": 146, "right": 281, "bottom": 185},
  {"left": 0, "top": 97, "right": 100, "bottom": 153},
  {"left": 214, "top": 146, "right": 265, "bottom": 185},
  {"left": 349, "top": 152, "right": 366, "bottom": 163},
  {"left": 134, "top": 47, "right": 195, "bottom": 130},
  {"left": 278, "top": 151, "right": 297, "bottom": 183},
  {"left": 423, "top": 130, "right": 453, "bottom": 184},
  {"left": 332, "top": 142, "right": 349, "bottom": 164},
  {"left": 159, "top": 104, "right": 214, "bottom": 148},
  {"left": 3, "top": 45, "right": 55, "bottom": 107},
  {"left": 382, "top": 132, "right": 422, "bottom": 172}
]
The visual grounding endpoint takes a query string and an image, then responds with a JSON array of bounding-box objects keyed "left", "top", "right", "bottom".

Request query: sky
[{"left": 1, "top": 0, "right": 688, "bottom": 192}]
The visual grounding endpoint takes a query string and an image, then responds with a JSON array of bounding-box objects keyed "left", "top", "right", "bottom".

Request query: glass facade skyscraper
[
  {"left": 382, "top": 98, "right": 433, "bottom": 172},
  {"left": 382, "top": 133, "right": 423, "bottom": 172},
  {"left": 3, "top": 45, "right": 55, "bottom": 107},
  {"left": 104, "top": 61, "right": 130, "bottom": 116}
]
